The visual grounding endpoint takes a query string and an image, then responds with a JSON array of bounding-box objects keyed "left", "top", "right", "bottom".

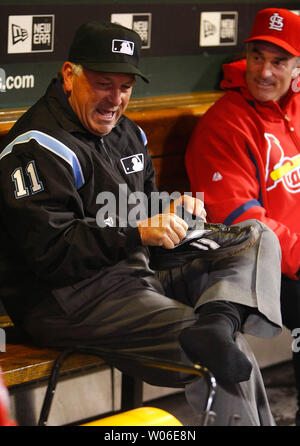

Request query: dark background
[{"left": 0, "top": 1, "right": 299, "bottom": 107}]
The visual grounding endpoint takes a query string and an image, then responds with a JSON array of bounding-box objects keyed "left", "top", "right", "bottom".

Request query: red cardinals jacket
[{"left": 185, "top": 59, "right": 300, "bottom": 279}]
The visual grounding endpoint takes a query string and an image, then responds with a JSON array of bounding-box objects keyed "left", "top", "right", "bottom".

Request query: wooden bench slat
[
  {"left": 129, "top": 111, "right": 201, "bottom": 158},
  {"left": 0, "top": 316, "right": 106, "bottom": 388},
  {"left": 0, "top": 342, "right": 107, "bottom": 387},
  {"left": 0, "top": 315, "right": 13, "bottom": 328}
]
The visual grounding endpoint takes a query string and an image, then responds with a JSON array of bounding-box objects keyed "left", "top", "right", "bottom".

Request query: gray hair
[
  {"left": 71, "top": 63, "right": 83, "bottom": 77},
  {"left": 57, "top": 62, "right": 83, "bottom": 81}
]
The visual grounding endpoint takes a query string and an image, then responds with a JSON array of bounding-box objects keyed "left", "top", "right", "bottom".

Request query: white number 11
[{"left": 12, "top": 160, "right": 44, "bottom": 199}]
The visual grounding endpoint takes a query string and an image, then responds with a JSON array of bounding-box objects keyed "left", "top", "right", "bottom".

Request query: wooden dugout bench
[{"left": 0, "top": 91, "right": 222, "bottom": 425}]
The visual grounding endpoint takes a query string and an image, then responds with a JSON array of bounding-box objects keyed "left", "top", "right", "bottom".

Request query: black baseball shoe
[{"left": 149, "top": 221, "right": 259, "bottom": 270}]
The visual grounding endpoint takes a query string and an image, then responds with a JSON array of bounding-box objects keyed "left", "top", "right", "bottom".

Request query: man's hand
[
  {"left": 137, "top": 213, "right": 188, "bottom": 249},
  {"left": 163, "top": 194, "right": 207, "bottom": 221},
  {"left": 137, "top": 195, "right": 206, "bottom": 249}
]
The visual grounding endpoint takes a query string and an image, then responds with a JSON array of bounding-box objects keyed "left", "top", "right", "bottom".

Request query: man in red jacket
[{"left": 186, "top": 7, "right": 300, "bottom": 425}]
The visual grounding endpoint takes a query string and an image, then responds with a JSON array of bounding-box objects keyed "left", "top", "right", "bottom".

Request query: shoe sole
[{"left": 195, "top": 224, "right": 260, "bottom": 261}]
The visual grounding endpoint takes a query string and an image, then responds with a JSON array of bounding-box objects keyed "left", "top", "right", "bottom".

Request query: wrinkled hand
[
  {"left": 137, "top": 213, "right": 188, "bottom": 249},
  {"left": 137, "top": 195, "right": 206, "bottom": 249}
]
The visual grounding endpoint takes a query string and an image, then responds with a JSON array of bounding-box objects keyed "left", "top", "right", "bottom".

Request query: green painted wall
[{"left": 1, "top": 1, "right": 299, "bottom": 107}]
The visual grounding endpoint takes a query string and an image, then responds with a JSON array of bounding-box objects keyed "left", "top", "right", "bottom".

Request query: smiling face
[
  {"left": 246, "top": 41, "right": 300, "bottom": 103},
  {"left": 62, "top": 62, "right": 136, "bottom": 136}
]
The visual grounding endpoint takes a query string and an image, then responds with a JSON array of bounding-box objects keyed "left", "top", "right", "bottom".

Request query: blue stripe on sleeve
[
  {"left": 138, "top": 126, "right": 147, "bottom": 146},
  {"left": 223, "top": 199, "right": 262, "bottom": 226},
  {"left": 0, "top": 130, "right": 85, "bottom": 189}
]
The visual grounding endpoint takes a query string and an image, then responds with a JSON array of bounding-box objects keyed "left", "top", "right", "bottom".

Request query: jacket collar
[{"left": 45, "top": 78, "right": 87, "bottom": 134}]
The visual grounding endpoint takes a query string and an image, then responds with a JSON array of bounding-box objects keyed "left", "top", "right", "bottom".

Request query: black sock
[{"left": 179, "top": 301, "right": 253, "bottom": 386}]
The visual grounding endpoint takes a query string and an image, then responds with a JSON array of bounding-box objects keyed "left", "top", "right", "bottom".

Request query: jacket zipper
[{"left": 98, "top": 136, "right": 114, "bottom": 168}]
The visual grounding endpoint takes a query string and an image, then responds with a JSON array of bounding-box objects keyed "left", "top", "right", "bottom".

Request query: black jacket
[{"left": 0, "top": 79, "right": 157, "bottom": 323}]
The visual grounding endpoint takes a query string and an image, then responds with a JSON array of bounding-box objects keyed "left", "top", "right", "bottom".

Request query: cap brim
[
  {"left": 244, "top": 35, "right": 300, "bottom": 56},
  {"left": 79, "top": 61, "right": 150, "bottom": 83}
]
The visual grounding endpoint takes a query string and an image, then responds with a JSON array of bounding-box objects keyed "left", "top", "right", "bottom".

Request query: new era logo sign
[
  {"left": 11, "top": 24, "right": 28, "bottom": 44},
  {"left": 112, "top": 39, "right": 134, "bottom": 55},
  {"left": 7, "top": 15, "right": 54, "bottom": 54},
  {"left": 200, "top": 11, "right": 238, "bottom": 47}
]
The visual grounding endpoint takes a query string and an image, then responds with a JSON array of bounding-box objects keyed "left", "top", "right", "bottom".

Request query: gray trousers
[{"left": 23, "top": 220, "right": 282, "bottom": 426}]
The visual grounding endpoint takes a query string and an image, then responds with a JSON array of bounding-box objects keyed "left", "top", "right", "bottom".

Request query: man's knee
[{"left": 234, "top": 219, "right": 281, "bottom": 251}]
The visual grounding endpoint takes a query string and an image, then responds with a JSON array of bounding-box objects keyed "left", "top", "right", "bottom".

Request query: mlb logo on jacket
[{"left": 121, "top": 154, "right": 144, "bottom": 174}]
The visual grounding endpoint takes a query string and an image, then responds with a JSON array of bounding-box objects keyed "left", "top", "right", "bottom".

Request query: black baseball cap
[{"left": 68, "top": 21, "right": 149, "bottom": 83}]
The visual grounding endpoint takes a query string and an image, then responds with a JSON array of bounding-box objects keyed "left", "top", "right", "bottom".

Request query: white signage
[
  {"left": 111, "top": 13, "right": 151, "bottom": 49},
  {"left": 200, "top": 11, "right": 238, "bottom": 47},
  {"left": 7, "top": 15, "right": 55, "bottom": 54}
]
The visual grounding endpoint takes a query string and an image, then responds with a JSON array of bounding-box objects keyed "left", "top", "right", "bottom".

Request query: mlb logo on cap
[
  {"left": 68, "top": 21, "right": 149, "bottom": 82},
  {"left": 112, "top": 39, "right": 134, "bottom": 56}
]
